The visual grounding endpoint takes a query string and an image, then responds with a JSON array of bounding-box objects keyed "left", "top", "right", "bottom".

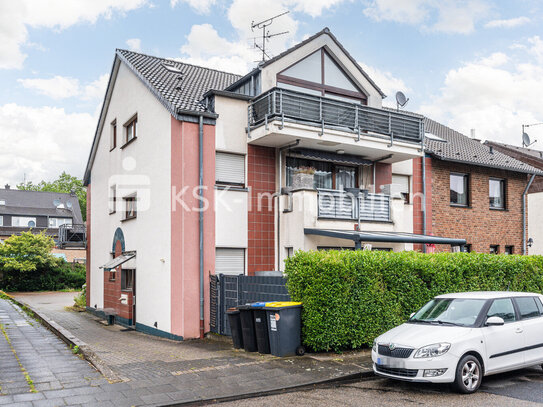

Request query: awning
[
  {"left": 100, "top": 252, "right": 135, "bottom": 271},
  {"left": 289, "top": 148, "right": 373, "bottom": 166},
  {"left": 304, "top": 229, "right": 466, "bottom": 246}
]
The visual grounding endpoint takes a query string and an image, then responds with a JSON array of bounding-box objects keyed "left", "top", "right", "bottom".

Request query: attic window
[
  {"left": 0, "top": 200, "right": 5, "bottom": 206},
  {"left": 162, "top": 63, "right": 184, "bottom": 74},
  {"left": 425, "top": 132, "right": 447, "bottom": 142}
]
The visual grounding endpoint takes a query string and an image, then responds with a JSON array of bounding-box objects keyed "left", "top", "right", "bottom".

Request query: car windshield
[{"left": 409, "top": 298, "right": 487, "bottom": 327}]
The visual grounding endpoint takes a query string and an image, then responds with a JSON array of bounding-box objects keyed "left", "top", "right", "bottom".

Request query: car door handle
[{"left": 515, "top": 328, "right": 524, "bottom": 333}]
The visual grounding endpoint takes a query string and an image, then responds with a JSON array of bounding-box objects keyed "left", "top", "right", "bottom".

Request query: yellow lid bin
[{"left": 264, "top": 301, "right": 302, "bottom": 308}]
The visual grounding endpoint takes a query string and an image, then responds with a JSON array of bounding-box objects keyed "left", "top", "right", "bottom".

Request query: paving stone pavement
[{"left": 10, "top": 292, "right": 373, "bottom": 406}]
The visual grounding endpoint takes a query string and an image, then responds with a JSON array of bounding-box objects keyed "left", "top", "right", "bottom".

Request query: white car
[{"left": 372, "top": 291, "right": 543, "bottom": 393}]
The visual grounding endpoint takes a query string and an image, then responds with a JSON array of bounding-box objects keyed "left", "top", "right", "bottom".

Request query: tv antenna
[
  {"left": 522, "top": 122, "right": 543, "bottom": 147},
  {"left": 395, "top": 91, "right": 409, "bottom": 111},
  {"left": 251, "top": 11, "right": 290, "bottom": 62}
]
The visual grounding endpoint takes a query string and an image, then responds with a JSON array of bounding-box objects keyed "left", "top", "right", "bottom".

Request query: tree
[
  {"left": 17, "top": 172, "right": 87, "bottom": 221},
  {"left": 0, "top": 232, "right": 59, "bottom": 274}
]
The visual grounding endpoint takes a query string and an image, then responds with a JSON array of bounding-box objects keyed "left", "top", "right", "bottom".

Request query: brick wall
[
  {"left": 430, "top": 160, "right": 528, "bottom": 254},
  {"left": 103, "top": 240, "right": 133, "bottom": 323},
  {"left": 247, "top": 145, "right": 276, "bottom": 274}
]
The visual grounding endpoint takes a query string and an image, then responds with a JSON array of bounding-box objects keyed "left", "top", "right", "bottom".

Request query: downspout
[
  {"left": 198, "top": 115, "right": 205, "bottom": 339},
  {"left": 523, "top": 174, "right": 536, "bottom": 255},
  {"left": 421, "top": 124, "right": 427, "bottom": 253},
  {"left": 277, "top": 140, "right": 300, "bottom": 272}
]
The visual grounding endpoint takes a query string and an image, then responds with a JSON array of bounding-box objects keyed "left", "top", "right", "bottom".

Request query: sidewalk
[{"left": 12, "top": 291, "right": 373, "bottom": 405}]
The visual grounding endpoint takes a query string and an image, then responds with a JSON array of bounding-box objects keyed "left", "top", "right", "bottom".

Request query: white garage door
[{"left": 215, "top": 248, "right": 245, "bottom": 275}]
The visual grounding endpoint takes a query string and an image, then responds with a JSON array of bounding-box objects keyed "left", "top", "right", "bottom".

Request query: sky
[{"left": 1, "top": 0, "right": 543, "bottom": 186}]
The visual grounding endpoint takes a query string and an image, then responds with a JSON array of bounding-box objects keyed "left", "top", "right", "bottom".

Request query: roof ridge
[
  {"left": 115, "top": 49, "right": 242, "bottom": 78},
  {"left": 1, "top": 189, "right": 76, "bottom": 196}
]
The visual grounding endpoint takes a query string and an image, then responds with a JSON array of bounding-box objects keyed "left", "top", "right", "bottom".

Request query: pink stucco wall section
[{"left": 171, "top": 117, "right": 215, "bottom": 339}]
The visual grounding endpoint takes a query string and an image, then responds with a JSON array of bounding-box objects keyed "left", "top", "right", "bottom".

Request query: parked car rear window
[
  {"left": 487, "top": 298, "right": 516, "bottom": 323},
  {"left": 514, "top": 297, "right": 540, "bottom": 319}
]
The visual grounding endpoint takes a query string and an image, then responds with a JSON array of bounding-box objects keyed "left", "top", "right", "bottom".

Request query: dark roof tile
[{"left": 116, "top": 49, "right": 241, "bottom": 114}]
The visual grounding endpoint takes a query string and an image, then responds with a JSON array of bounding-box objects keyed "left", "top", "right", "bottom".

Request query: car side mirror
[
  {"left": 486, "top": 316, "right": 505, "bottom": 326},
  {"left": 409, "top": 312, "right": 415, "bottom": 318}
]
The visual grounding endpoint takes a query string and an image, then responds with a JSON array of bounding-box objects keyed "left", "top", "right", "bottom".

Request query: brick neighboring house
[
  {"left": 0, "top": 186, "right": 86, "bottom": 261},
  {"left": 484, "top": 141, "right": 543, "bottom": 255},
  {"left": 412, "top": 118, "right": 543, "bottom": 254}
]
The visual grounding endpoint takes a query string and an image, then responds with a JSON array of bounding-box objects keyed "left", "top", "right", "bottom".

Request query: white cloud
[
  {"left": 18, "top": 74, "right": 109, "bottom": 101},
  {"left": 0, "top": 104, "right": 95, "bottom": 185},
  {"left": 170, "top": 0, "right": 216, "bottom": 14},
  {"left": 125, "top": 38, "right": 141, "bottom": 51},
  {"left": 363, "top": 0, "right": 490, "bottom": 34},
  {"left": 18, "top": 76, "right": 80, "bottom": 100},
  {"left": 484, "top": 16, "right": 530, "bottom": 29},
  {"left": 81, "top": 74, "right": 110, "bottom": 101},
  {"left": 178, "top": 24, "right": 256, "bottom": 74},
  {"left": 358, "top": 62, "right": 410, "bottom": 105},
  {"left": 420, "top": 37, "right": 543, "bottom": 146},
  {"left": 0, "top": 0, "right": 147, "bottom": 69}
]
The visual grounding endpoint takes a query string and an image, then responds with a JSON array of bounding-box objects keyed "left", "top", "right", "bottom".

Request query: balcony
[
  {"left": 58, "top": 224, "right": 86, "bottom": 249},
  {"left": 247, "top": 88, "right": 424, "bottom": 161},
  {"left": 317, "top": 189, "right": 391, "bottom": 222}
]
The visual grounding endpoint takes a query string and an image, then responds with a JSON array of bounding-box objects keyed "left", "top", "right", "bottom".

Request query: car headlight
[
  {"left": 414, "top": 343, "right": 451, "bottom": 358},
  {"left": 372, "top": 340, "right": 377, "bottom": 352}
]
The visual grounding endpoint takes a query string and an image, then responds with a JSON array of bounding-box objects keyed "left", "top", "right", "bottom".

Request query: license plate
[{"left": 376, "top": 357, "right": 405, "bottom": 368}]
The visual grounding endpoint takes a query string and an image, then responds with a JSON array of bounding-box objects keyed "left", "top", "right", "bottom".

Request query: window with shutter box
[
  {"left": 215, "top": 248, "right": 245, "bottom": 275},
  {"left": 216, "top": 152, "right": 245, "bottom": 186}
]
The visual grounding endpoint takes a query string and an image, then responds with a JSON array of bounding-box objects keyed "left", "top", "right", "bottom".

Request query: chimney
[
  {"left": 4, "top": 184, "right": 10, "bottom": 190},
  {"left": 470, "top": 128, "right": 481, "bottom": 143}
]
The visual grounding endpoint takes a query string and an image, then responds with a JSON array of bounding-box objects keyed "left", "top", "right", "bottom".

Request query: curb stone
[
  {"left": 158, "top": 371, "right": 376, "bottom": 406},
  {"left": 0, "top": 291, "right": 124, "bottom": 383}
]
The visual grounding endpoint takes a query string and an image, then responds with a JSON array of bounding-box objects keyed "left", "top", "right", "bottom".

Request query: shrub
[
  {"left": 284, "top": 250, "right": 543, "bottom": 352},
  {"left": 0, "top": 232, "right": 86, "bottom": 291}
]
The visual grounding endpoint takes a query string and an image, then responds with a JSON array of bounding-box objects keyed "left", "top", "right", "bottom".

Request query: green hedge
[
  {"left": 284, "top": 250, "right": 543, "bottom": 352},
  {"left": 0, "top": 262, "right": 86, "bottom": 292}
]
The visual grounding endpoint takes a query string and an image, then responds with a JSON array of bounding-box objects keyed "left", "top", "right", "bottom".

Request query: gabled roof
[
  {"left": 84, "top": 51, "right": 241, "bottom": 184},
  {"left": 116, "top": 49, "right": 241, "bottom": 115},
  {"left": 484, "top": 141, "right": 543, "bottom": 165},
  {"left": 424, "top": 117, "right": 543, "bottom": 175},
  {"left": 383, "top": 107, "right": 543, "bottom": 175},
  {"left": 0, "top": 189, "right": 83, "bottom": 223},
  {"left": 259, "top": 27, "right": 386, "bottom": 98}
]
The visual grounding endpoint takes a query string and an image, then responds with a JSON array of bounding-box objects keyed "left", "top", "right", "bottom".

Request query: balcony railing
[
  {"left": 318, "top": 189, "right": 391, "bottom": 222},
  {"left": 248, "top": 87, "right": 424, "bottom": 145},
  {"left": 58, "top": 224, "right": 86, "bottom": 248}
]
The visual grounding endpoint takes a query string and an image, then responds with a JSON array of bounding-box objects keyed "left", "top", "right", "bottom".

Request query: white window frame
[
  {"left": 215, "top": 152, "right": 246, "bottom": 186},
  {"left": 12, "top": 216, "right": 37, "bottom": 227},
  {"left": 0, "top": 215, "right": 3, "bottom": 226},
  {"left": 48, "top": 218, "right": 72, "bottom": 228},
  {"left": 109, "top": 185, "right": 117, "bottom": 214}
]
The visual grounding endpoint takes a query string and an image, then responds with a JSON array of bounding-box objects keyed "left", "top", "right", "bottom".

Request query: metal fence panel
[{"left": 210, "top": 274, "right": 290, "bottom": 336}]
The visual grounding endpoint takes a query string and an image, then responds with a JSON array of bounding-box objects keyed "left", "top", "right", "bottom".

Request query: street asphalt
[{"left": 220, "top": 367, "right": 543, "bottom": 406}]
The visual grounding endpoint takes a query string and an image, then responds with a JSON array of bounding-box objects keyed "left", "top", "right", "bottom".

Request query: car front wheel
[{"left": 453, "top": 355, "right": 482, "bottom": 394}]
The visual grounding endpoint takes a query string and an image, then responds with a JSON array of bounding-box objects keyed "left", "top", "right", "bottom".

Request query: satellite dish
[
  {"left": 523, "top": 132, "right": 531, "bottom": 147},
  {"left": 66, "top": 201, "right": 73, "bottom": 209},
  {"left": 395, "top": 91, "right": 409, "bottom": 111},
  {"left": 53, "top": 199, "right": 61, "bottom": 207}
]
